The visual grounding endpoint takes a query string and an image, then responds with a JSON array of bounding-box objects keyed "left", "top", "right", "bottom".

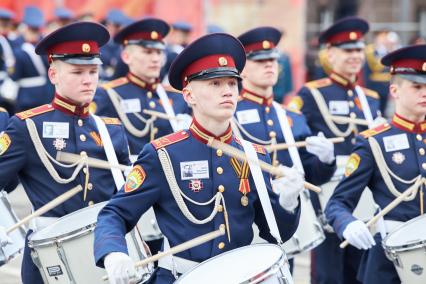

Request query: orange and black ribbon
[{"left": 230, "top": 157, "right": 251, "bottom": 195}]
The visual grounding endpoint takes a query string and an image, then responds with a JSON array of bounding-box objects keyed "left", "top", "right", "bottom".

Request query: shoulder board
[
  {"left": 0, "top": 107, "right": 7, "bottom": 113},
  {"left": 305, "top": 78, "right": 332, "bottom": 89},
  {"left": 151, "top": 130, "right": 190, "bottom": 150},
  {"left": 360, "top": 123, "right": 391, "bottom": 138},
  {"left": 162, "top": 85, "right": 182, "bottom": 94},
  {"left": 101, "top": 117, "right": 121, "bottom": 125},
  {"left": 16, "top": 104, "right": 54, "bottom": 120},
  {"left": 101, "top": 77, "right": 129, "bottom": 90},
  {"left": 234, "top": 137, "right": 266, "bottom": 155},
  {"left": 362, "top": 88, "right": 380, "bottom": 99}
]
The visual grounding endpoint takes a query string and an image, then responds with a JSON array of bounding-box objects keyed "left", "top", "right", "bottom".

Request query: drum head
[
  {"left": 176, "top": 244, "right": 284, "bottom": 283},
  {"left": 384, "top": 214, "right": 426, "bottom": 250},
  {"left": 30, "top": 202, "right": 107, "bottom": 242}
]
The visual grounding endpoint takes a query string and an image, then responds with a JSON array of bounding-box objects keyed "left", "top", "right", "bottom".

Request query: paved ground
[{"left": 0, "top": 186, "right": 311, "bottom": 284}]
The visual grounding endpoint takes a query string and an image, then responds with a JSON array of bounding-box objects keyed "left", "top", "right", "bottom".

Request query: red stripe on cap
[
  {"left": 244, "top": 41, "right": 276, "bottom": 53},
  {"left": 392, "top": 59, "right": 425, "bottom": 73},
  {"left": 327, "top": 30, "right": 363, "bottom": 45},
  {"left": 124, "top": 31, "right": 163, "bottom": 43},
  {"left": 47, "top": 40, "right": 99, "bottom": 55},
  {"left": 182, "top": 54, "right": 236, "bottom": 87}
]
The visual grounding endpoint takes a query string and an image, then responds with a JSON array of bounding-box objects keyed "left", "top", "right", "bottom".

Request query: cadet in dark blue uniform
[
  {"left": 326, "top": 44, "right": 426, "bottom": 284},
  {"left": 0, "top": 22, "right": 130, "bottom": 284},
  {"left": 92, "top": 18, "right": 191, "bottom": 159},
  {"left": 94, "top": 33, "right": 301, "bottom": 284},
  {"left": 289, "top": 17, "right": 382, "bottom": 284},
  {"left": 0, "top": 106, "right": 8, "bottom": 130}
]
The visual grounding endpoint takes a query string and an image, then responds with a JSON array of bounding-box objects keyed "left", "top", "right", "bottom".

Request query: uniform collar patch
[
  {"left": 391, "top": 113, "right": 426, "bottom": 134},
  {"left": 189, "top": 119, "right": 233, "bottom": 145},
  {"left": 52, "top": 94, "right": 90, "bottom": 118},
  {"left": 240, "top": 89, "right": 274, "bottom": 106},
  {"left": 127, "top": 72, "right": 159, "bottom": 91}
]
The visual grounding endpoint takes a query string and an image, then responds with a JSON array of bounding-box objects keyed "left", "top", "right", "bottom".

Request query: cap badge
[
  {"left": 262, "top": 40, "right": 271, "bottom": 49},
  {"left": 422, "top": 62, "right": 426, "bottom": 72},
  {"left": 218, "top": 56, "right": 228, "bottom": 66},
  {"left": 151, "top": 31, "right": 159, "bottom": 40},
  {"left": 82, "top": 43, "right": 91, "bottom": 53},
  {"left": 349, "top": 32, "right": 357, "bottom": 40}
]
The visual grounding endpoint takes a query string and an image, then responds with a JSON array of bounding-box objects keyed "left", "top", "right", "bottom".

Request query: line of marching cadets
[{"left": 0, "top": 14, "right": 425, "bottom": 284}]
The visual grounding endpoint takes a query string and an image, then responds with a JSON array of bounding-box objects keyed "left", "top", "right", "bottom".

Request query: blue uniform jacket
[
  {"left": 92, "top": 73, "right": 191, "bottom": 155},
  {"left": 94, "top": 119, "right": 301, "bottom": 268},
  {"left": 0, "top": 107, "right": 8, "bottom": 131}
]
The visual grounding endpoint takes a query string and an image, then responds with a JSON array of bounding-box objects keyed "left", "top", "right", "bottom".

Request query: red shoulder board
[
  {"left": 360, "top": 123, "right": 391, "bottom": 138},
  {"left": 102, "top": 77, "right": 129, "bottom": 90},
  {"left": 151, "top": 130, "right": 189, "bottom": 150},
  {"left": 305, "top": 78, "right": 332, "bottom": 89},
  {"left": 16, "top": 104, "right": 54, "bottom": 120},
  {"left": 101, "top": 117, "right": 121, "bottom": 125},
  {"left": 234, "top": 137, "right": 266, "bottom": 155}
]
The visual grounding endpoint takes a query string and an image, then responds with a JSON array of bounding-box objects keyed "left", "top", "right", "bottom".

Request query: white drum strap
[
  {"left": 21, "top": 42, "right": 46, "bottom": 76},
  {"left": 0, "top": 35, "right": 15, "bottom": 68},
  {"left": 355, "top": 86, "right": 374, "bottom": 128},
  {"left": 240, "top": 139, "right": 282, "bottom": 244},
  {"left": 106, "top": 88, "right": 156, "bottom": 138},
  {"left": 309, "top": 87, "right": 356, "bottom": 137},
  {"left": 156, "top": 84, "right": 178, "bottom": 131},
  {"left": 92, "top": 114, "right": 125, "bottom": 189},
  {"left": 368, "top": 136, "right": 422, "bottom": 200},
  {"left": 272, "top": 102, "right": 305, "bottom": 174}
]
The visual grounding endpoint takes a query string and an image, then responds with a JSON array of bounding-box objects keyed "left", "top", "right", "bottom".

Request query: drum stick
[
  {"left": 143, "top": 109, "right": 179, "bottom": 121},
  {"left": 6, "top": 185, "right": 83, "bottom": 234},
  {"left": 265, "top": 137, "right": 345, "bottom": 152},
  {"left": 56, "top": 151, "right": 131, "bottom": 172},
  {"left": 102, "top": 227, "right": 225, "bottom": 281},
  {"left": 208, "top": 139, "right": 321, "bottom": 193},
  {"left": 339, "top": 186, "right": 417, "bottom": 248},
  {"left": 329, "top": 115, "right": 369, "bottom": 126}
]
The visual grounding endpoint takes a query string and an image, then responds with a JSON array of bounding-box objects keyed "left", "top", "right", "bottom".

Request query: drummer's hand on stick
[
  {"left": 104, "top": 252, "right": 141, "bottom": 284},
  {"left": 0, "top": 225, "right": 13, "bottom": 247},
  {"left": 342, "top": 220, "right": 375, "bottom": 250},
  {"left": 273, "top": 166, "right": 305, "bottom": 212}
]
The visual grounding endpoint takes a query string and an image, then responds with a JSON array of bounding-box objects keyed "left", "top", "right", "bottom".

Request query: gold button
[
  {"left": 217, "top": 205, "right": 223, "bottom": 212},
  {"left": 216, "top": 149, "right": 223, "bottom": 157},
  {"left": 147, "top": 91, "right": 153, "bottom": 99},
  {"left": 80, "top": 134, "right": 86, "bottom": 142},
  {"left": 267, "top": 119, "right": 274, "bottom": 126},
  {"left": 80, "top": 151, "right": 87, "bottom": 157},
  {"left": 348, "top": 90, "right": 353, "bottom": 97},
  {"left": 218, "top": 242, "right": 225, "bottom": 249},
  {"left": 265, "top": 107, "right": 270, "bottom": 113},
  {"left": 348, "top": 101, "right": 354, "bottom": 108},
  {"left": 417, "top": 134, "right": 422, "bottom": 141},
  {"left": 216, "top": 167, "right": 223, "bottom": 175},
  {"left": 218, "top": 185, "right": 225, "bottom": 192},
  {"left": 149, "top": 101, "right": 156, "bottom": 108},
  {"left": 420, "top": 148, "right": 425, "bottom": 156},
  {"left": 350, "top": 112, "right": 356, "bottom": 118},
  {"left": 87, "top": 183, "right": 93, "bottom": 190},
  {"left": 269, "top": 131, "right": 276, "bottom": 138},
  {"left": 422, "top": 163, "right": 426, "bottom": 170},
  {"left": 78, "top": 119, "right": 83, "bottom": 126},
  {"left": 88, "top": 201, "right": 94, "bottom": 206}
]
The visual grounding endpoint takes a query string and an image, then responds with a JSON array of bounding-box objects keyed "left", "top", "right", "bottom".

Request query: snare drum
[
  {"left": 382, "top": 214, "right": 426, "bottom": 284},
  {"left": 28, "top": 202, "right": 153, "bottom": 284},
  {"left": 175, "top": 244, "right": 294, "bottom": 284},
  {"left": 0, "top": 190, "right": 26, "bottom": 266}
]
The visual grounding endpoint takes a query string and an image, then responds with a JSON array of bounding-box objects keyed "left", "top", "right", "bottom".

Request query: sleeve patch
[
  {"left": 124, "top": 165, "right": 146, "bottom": 193},
  {"left": 0, "top": 133, "right": 11, "bottom": 155},
  {"left": 344, "top": 153, "right": 361, "bottom": 177}
]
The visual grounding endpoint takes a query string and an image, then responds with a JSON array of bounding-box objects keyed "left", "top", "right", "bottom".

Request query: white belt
[
  {"left": 384, "top": 220, "right": 404, "bottom": 235},
  {"left": 18, "top": 76, "right": 46, "bottom": 88},
  {"left": 158, "top": 237, "right": 199, "bottom": 276},
  {"left": 29, "top": 216, "right": 58, "bottom": 231}
]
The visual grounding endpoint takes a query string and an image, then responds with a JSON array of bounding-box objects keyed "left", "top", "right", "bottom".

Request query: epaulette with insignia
[
  {"left": 16, "top": 104, "right": 54, "bottom": 120},
  {"left": 101, "top": 77, "right": 129, "bottom": 90},
  {"left": 0, "top": 107, "right": 7, "bottom": 112},
  {"left": 360, "top": 123, "right": 391, "bottom": 138},
  {"left": 101, "top": 117, "right": 121, "bottom": 125},
  {"left": 235, "top": 137, "right": 266, "bottom": 155},
  {"left": 151, "top": 130, "right": 189, "bottom": 150},
  {"left": 305, "top": 78, "right": 332, "bottom": 89},
  {"left": 362, "top": 88, "right": 380, "bottom": 99}
]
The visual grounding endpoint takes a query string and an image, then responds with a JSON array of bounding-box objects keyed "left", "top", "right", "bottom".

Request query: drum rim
[
  {"left": 176, "top": 243, "right": 286, "bottom": 283},
  {"left": 382, "top": 216, "right": 426, "bottom": 252},
  {"left": 286, "top": 233, "right": 326, "bottom": 257}
]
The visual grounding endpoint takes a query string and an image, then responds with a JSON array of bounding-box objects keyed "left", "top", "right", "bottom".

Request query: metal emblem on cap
[
  {"left": 422, "top": 62, "right": 426, "bottom": 72},
  {"left": 349, "top": 32, "right": 357, "bottom": 40},
  {"left": 151, "top": 31, "right": 159, "bottom": 40},
  {"left": 82, "top": 43, "right": 91, "bottom": 53},
  {"left": 218, "top": 56, "right": 228, "bottom": 66},
  {"left": 262, "top": 40, "right": 271, "bottom": 49}
]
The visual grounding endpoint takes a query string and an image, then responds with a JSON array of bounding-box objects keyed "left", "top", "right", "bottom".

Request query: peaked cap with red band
[
  {"left": 319, "top": 16, "right": 369, "bottom": 49},
  {"left": 114, "top": 17, "right": 170, "bottom": 50},
  {"left": 168, "top": 33, "right": 246, "bottom": 90},
  {"left": 238, "top": 26, "right": 282, "bottom": 60},
  {"left": 381, "top": 44, "right": 426, "bottom": 84},
  {"left": 35, "top": 21, "right": 109, "bottom": 65}
]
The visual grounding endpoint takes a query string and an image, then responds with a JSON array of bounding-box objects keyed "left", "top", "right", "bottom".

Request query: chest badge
[
  {"left": 392, "top": 152, "right": 405, "bottom": 164},
  {"left": 189, "top": 179, "right": 204, "bottom": 192},
  {"left": 53, "top": 138, "right": 67, "bottom": 151}
]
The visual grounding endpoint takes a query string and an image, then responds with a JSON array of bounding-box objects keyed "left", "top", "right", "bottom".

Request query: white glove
[
  {"left": 306, "top": 132, "right": 335, "bottom": 164},
  {"left": 176, "top": 113, "right": 192, "bottom": 130},
  {"left": 273, "top": 166, "right": 305, "bottom": 211},
  {"left": 0, "top": 225, "right": 13, "bottom": 247},
  {"left": 342, "top": 220, "right": 376, "bottom": 250},
  {"left": 104, "top": 252, "right": 140, "bottom": 284},
  {"left": 371, "top": 116, "right": 388, "bottom": 128}
]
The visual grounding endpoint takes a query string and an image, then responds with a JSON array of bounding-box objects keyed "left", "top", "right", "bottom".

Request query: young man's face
[
  {"left": 242, "top": 58, "right": 279, "bottom": 89},
  {"left": 391, "top": 78, "right": 426, "bottom": 118},
  {"left": 183, "top": 77, "right": 239, "bottom": 124},
  {"left": 122, "top": 45, "right": 164, "bottom": 82},
  {"left": 328, "top": 46, "right": 365, "bottom": 77},
  {"left": 48, "top": 61, "right": 99, "bottom": 105}
]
